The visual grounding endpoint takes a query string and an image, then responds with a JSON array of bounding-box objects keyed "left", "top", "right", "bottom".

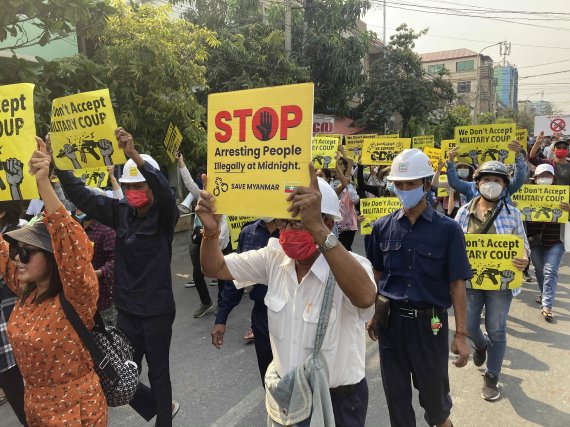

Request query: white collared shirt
[{"left": 225, "top": 238, "right": 376, "bottom": 387}]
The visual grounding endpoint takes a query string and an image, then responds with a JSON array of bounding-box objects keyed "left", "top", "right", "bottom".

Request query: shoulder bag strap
[
  {"left": 312, "top": 271, "right": 336, "bottom": 358},
  {"left": 59, "top": 293, "right": 117, "bottom": 382},
  {"left": 481, "top": 202, "right": 504, "bottom": 235}
]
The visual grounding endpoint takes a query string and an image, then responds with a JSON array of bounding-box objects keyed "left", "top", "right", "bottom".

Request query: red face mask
[
  {"left": 279, "top": 229, "right": 318, "bottom": 261},
  {"left": 125, "top": 189, "right": 150, "bottom": 208},
  {"left": 554, "top": 148, "right": 569, "bottom": 159}
]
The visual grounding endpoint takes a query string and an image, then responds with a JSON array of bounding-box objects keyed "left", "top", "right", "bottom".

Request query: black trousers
[
  {"left": 250, "top": 302, "right": 273, "bottom": 385},
  {"left": 330, "top": 377, "right": 369, "bottom": 427},
  {"left": 378, "top": 311, "right": 451, "bottom": 426},
  {"left": 189, "top": 238, "right": 211, "bottom": 305},
  {"left": 118, "top": 310, "right": 175, "bottom": 427},
  {"left": 339, "top": 230, "right": 356, "bottom": 251},
  {"left": 0, "top": 364, "right": 27, "bottom": 426}
]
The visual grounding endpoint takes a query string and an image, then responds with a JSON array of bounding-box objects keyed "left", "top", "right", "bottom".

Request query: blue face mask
[
  {"left": 394, "top": 186, "right": 425, "bottom": 209},
  {"left": 386, "top": 181, "right": 395, "bottom": 193}
]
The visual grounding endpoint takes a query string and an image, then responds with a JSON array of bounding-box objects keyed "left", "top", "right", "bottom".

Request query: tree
[
  {"left": 0, "top": 0, "right": 114, "bottom": 51},
  {"left": 436, "top": 104, "right": 472, "bottom": 140},
  {"left": 477, "top": 112, "right": 495, "bottom": 125},
  {"left": 358, "top": 25, "right": 455, "bottom": 136}
]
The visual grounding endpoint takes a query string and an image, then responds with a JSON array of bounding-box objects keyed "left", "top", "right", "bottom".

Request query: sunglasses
[
  {"left": 9, "top": 245, "right": 46, "bottom": 263},
  {"left": 275, "top": 219, "right": 305, "bottom": 230}
]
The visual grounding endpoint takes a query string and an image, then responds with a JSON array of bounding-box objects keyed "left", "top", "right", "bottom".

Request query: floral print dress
[{"left": 1, "top": 206, "right": 108, "bottom": 426}]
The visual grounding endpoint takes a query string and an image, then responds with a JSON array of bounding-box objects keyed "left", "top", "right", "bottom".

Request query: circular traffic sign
[{"left": 550, "top": 118, "right": 566, "bottom": 132}]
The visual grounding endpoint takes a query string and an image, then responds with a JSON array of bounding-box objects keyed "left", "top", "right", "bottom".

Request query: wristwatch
[{"left": 318, "top": 233, "right": 339, "bottom": 253}]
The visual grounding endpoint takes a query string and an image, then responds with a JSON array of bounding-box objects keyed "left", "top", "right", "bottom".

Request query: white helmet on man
[
  {"left": 119, "top": 154, "right": 160, "bottom": 183},
  {"left": 318, "top": 177, "right": 342, "bottom": 221},
  {"left": 387, "top": 149, "right": 434, "bottom": 181}
]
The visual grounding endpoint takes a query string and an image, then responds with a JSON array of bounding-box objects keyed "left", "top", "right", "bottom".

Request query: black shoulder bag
[{"left": 59, "top": 294, "right": 139, "bottom": 406}]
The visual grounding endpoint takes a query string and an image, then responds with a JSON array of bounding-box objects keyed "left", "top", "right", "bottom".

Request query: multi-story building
[
  {"left": 420, "top": 48, "right": 496, "bottom": 120},
  {"left": 494, "top": 64, "right": 519, "bottom": 110}
]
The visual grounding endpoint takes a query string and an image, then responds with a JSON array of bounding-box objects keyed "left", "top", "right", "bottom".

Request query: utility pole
[
  {"left": 285, "top": 0, "right": 292, "bottom": 56},
  {"left": 474, "top": 41, "right": 506, "bottom": 124}
]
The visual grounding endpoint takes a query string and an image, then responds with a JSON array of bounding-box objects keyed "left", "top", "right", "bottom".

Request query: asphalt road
[{"left": 2, "top": 234, "right": 569, "bottom": 426}]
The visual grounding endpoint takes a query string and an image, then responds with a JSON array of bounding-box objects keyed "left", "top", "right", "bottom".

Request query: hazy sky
[{"left": 363, "top": 0, "right": 570, "bottom": 113}]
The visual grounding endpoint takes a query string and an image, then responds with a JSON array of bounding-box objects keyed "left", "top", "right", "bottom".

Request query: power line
[{"left": 520, "top": 69, "right": 570, "bottom": 79}]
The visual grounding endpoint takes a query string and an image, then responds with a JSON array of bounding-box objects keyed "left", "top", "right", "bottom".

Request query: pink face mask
[
  {"left": 279, "top": 229, "right": 318, "bottom": 261},
  {"left": 125, "top": 189, "right": 150, "bottom": 208}
]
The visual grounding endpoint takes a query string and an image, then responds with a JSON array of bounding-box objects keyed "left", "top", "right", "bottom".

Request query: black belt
[
  {"left": 329, "top": 378, "right": 365, "bottom": 398},
  {"left": 393, "top": 305, "right": 446, "bottom": 319}
]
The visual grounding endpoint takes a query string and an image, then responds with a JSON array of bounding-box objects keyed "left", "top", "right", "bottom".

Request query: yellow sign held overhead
[
  {"left": 163, "top": 123, "right": 183, "bottom": 162},
  {"left": 361, "top": 138, "right": 412, "bottom": 165},
  {"left": 454, "top": 123, "right": 515, "bottom": 145},
  {"left": 74, "top": 167, "right": 110, "bottom": 188},
  {"left": 312, "top": 136, "right": 339, "bottom": 169},
  {"left": 437, "top": 174, "right": 449, "bottom": 197},
  {"left": 227, "top": 215, "right": 257, "bottom": 249},
  {"left": 512, "top": 184, "right": 569, "bottom": 223},
  {"left": 422, "top": 146, "right": 442, "bottom": 172},
  {"left": 50, "top": 89, "right": 125, "bottom": 170},
  {"left": 360, "top": 197, "right": 401, "bottom": 235},
  {"left": 455, "top": 141, "right": 515, "bottom": 166},
  {"left": 344, "top": 134, "right": 377, "bottom": 161},
  {"left": 515, "top": 129, "right": 528, "bottom": 143},
  {"left": 465, "top": 234, "right": 524, "bottom": 290},
  {"left": 207, "top": 83, "right": 314, "bottom": 218},
  {"left": 0, "top": 83, "right": 38, "bottom": 201},
  {"left": 412, "top": 135, "right": 435, "bottom": 151}
]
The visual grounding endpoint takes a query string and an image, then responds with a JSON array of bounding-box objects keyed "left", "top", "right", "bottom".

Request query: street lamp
[{"left": 474, "top": 41, "right": 504, "bottom": 124}]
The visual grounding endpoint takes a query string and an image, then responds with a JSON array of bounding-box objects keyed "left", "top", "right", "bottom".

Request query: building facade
[
  {"left": 420, "top": 48, "right": 496, "bottom": 120},
  {"left": 494, "top": 65, "right": 519, "bottom": 110}
]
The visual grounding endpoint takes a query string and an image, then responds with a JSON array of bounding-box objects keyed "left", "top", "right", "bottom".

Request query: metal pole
[{"left": 285, "top": 0, "right": 292, "bottom": 55}]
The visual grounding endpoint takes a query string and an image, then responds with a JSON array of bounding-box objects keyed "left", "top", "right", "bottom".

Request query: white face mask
[
  {"left": 457, "top": 168, "right": 469, "bottom": 179},
  {"left": 535, "top": 177, "right": 554, "bottom": 186},
  {"left": 479, "top": 182, "right": 503, "bottom": 201},
  {"left": 260, "top": 217, "right": 274, "bottom": 223}
]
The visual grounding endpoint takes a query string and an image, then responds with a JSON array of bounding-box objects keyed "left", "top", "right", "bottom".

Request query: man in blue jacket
[
  {"left": 446, "top": 141, "right": 527, "bottom": 204},
  {"left": 55, "top": 128, "right": 179, "bottom": 427}
]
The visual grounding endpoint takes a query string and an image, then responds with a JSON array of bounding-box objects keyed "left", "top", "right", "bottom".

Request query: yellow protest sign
[
  {"left": 465, "top": 234, "right": 524, "bottom": 290},
  {"left": 227, "top": 215, "right": 256, "bottom": 249},
  {"left": 50, "top": 89, "right": 125, "bottom": 170},
  {"left": 312, "top": 136, "right": 339, "bottom": 169},
  {"left": 74, "top": 167, "right": 110, "bottom": 188},
  {"left": 512, "top": 184, "right": 569, "bottom": 223},
  {"left": 360, "top": 197, "right": 401, "bottom": 235},
  {"left": 361, "top": 138, "right": 412, "bottom": 165},
  {"left": 412, "top": 135, "right": 435, "bottom": 151},
  {"left": 0, "top": 83, "right": 38, "bottom": 201},
  {"left": 440, "top": 139, "right": 457, "bottom": 161},
  {"left": 455, "top": 142, "right": 515, "bottom": 166},
  {"left": 313, "top": 133, "right": 342, "bottom": 142},
  {"left": 515, "top": 128, "right": 528, "bottom": 143},
  {"left": 207, "top": 83, "right": 313, "bottom": 217},
  {"left": 379, "top": 134, "right": 399, "bottom": 138},
  {"left": 436, "top": 174, "right": 449, "bottom": 197},
  {"left": 422, "top": 146, "right": 442, "bottom": 172},
  {"left": 344, "top": 134, "right": 377, "bottom": 161},
  {"left": 454, "top": 123, "right": 515, "bottom": 145},
  {"left": 163, "top": 123, "right": 183, "bottom": 162}
]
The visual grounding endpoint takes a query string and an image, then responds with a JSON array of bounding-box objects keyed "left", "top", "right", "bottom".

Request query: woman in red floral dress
[{"left": 0, "top": 138, "right": 107, "bottom": 426}]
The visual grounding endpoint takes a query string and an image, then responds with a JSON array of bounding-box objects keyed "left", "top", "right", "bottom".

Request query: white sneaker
[
  {"left": 209, "top": 279, "right": 218, "bottom": 286},
  {"left": 185, "top": 280, "right": 195, "bottom": 288}
]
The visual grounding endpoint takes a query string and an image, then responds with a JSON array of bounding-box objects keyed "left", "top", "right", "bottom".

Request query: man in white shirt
[{"left": 196, "top": 165, "right": 377, "bottom": 427}]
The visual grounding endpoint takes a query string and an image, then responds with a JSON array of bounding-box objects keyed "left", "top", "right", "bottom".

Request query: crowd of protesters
[{"left": 0, "top": 127, "right": 568, "bottom": 427}]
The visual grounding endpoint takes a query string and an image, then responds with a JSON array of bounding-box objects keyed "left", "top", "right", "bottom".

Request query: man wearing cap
[
  {"left": 197, "top": 165, "right": 377, "bottom": 427},
  {"left": 366, "top": 149, "right": 472, "bottom": 427},
  {"left": 529, "top": 132, "right": 570, "bottom": 186},
  {"left": 55, "top": 128, "right": 179, "bottom": 426}
]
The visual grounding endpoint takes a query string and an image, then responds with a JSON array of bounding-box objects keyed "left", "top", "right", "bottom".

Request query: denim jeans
[
  {"left": 530, "top": 243, "right": 564, "bottom": 309},
  {"left": 466, "top": 289, "right": 513, "bottom": 377}
]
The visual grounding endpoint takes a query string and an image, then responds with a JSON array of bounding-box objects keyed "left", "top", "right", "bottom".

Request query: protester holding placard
[
  {"left": 336, "top": 155, "right": 360, "bottom": 251},
  {"left": 528, "top": 132, "right": 570, "bottom": 186},
  {"left": 2, "top": 138, "right": 107, "bottom": 426},
  {"left": 455, "top": 161, "right": 530, "bottom": 402},
  {"left": 55, "top": 128, "right": 180, "bottom": 426},
  {"left": 432, "top": 159, "right": 470, "bottom": 217},
  {"left": 366, "top": 149, "right": 472, "bottom": 427},
  {"left": 525, "top": 164, "right": 570, "bottom": 322},
  {"left": 197, "top": 166, "right": 376, "bottom": 427},
  {"left": 447, "top": 140, "right": 527, "bottom": 204}
]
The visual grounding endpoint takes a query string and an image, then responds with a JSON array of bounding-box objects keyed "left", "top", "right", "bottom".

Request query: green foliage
[
  {"left": 359, "top": 24, "right": 455, "bottom": 136},
  {"left": 477, "top": 112, "right": 495, "bottom": 125},
  {"left": 437, "top": 105, "right": 472, "bottom": 140},
  {"left": 0, "top": 0, "right": 114, "bottom": 50}
]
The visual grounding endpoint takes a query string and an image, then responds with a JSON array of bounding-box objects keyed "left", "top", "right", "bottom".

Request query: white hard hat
[
  {"left": 119, "top": 154, "right": 160, "bottom": 183},
  {"left": 318, "top": 177, "right": 342, "bottom": 221},
  {"left": 534, "top": 163, "right": 555, "bottom": 176},
  {"left": 387, "top": 148, "right": 434, "bottom": 181}
]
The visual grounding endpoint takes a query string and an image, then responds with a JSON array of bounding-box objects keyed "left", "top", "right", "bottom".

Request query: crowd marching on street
[{"left": 0, "top": 117, "right": 568, "bottom": 427}]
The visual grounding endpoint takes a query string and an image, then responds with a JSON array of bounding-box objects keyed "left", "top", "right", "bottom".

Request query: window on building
[
  {"left": 457, "top": 81, "right": 471, "bottom": 93},
  {"left": 456, "top": 60, "right": 475, "bottom": 72},
  {"left": 428, "top": 64, "right": 445, "bottom": 74}
]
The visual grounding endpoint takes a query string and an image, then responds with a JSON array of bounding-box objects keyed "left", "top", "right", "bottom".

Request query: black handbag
[{"left": 59, "top": 294, "right": 139, "bottom": 407}]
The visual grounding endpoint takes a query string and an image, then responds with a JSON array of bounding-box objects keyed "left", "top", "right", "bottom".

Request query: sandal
[
  {"left": 535, "top": 294, "right": 542, "bottom": 304},
  {"left": 541, "top": 309, "right": 553, "bottom": 322},
  {"left": 243, "top": 327, "right": 254, "bottom": 341}
]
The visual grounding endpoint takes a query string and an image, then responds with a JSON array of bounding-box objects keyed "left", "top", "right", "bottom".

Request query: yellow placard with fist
[
  {"left": 50, "top": 89, "right": 126, "bottom": 170},
  {"left": 73, "top": 167, "right": 110, "bottom": 188},
  {"left": 465, "top": 234, "right": 524, "bottom": 290},
  {"left": 0, "top": 83, "right": 39, "bottom": 201},
  {"left": 512, "top": 184, "right": 569, "bottom": 223},
  {"left": 361, "top": 138, "right": 412, "bottom": 165},
  {"left": 312, "top": 136, "right": 339, "bottom": 169}
]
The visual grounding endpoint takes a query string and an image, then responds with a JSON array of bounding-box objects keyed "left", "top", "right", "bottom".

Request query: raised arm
[
  {"left": 176, "top": 152, "right": 201, "bottom": 200},
  {"left": 107, "top": 165, "right": 124, "bottom": 199},
  {"left": 0, "top": 237, "right": 19, "bottom": 295},
  {"left": 357, "top": 164, "right": 381, "bottom": 197},
  {"left": 528, "top": 131, "right": 544, "bottom": 159},
  {"left": 508, "top": 148, "right": 528, "bottom": 195}
]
